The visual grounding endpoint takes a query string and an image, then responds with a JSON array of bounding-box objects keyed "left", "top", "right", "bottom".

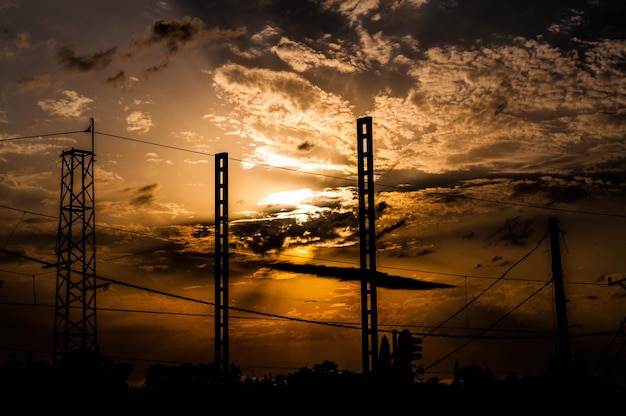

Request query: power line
[
  {"left": 0, "top": 130, "right": 87, "bottom": 141},
  {"left": 423, "top": 232, "right": 552, "bottom": 370},
  {"left": 0, "top": 268, "right": 32, "bottom": 277},
  {"left": 7, "top": 127, "right": 619, "bottom": 218},
  {"left": 0, "top": 204, "right": 57, "bottom": 220},
  {"left": 0, "top": 248, "right": 360, "bottom": 331},
  {"left": 1, "top": 248, "right": 621, "bottom": 377},
  {"left": 3, "top": 128, "right": 626, "bottom": 219},
  {"left": 424, "top": 232, "right": 550, "bottom": 340},
  {"left": 1, "top": 301, "right": 618, "bottom": 341},
  {"left": 1, "top": 299, "right": 619, "bottom": 378},
  {"left": 0, "top": 210, "right": 611, "bottom": 288},
  {"left": 449, "top": 193, "right": 626, "bottom": 218},
  {"left": 2, "top": 127, "right": 624, "bottom": 286},
  {"left": 2, "top": 243, "right": 617, "bottom": 374},
  {"left": 0, "top": 203, "right": 185, "bottom": 244},
  {"left": 424, "top": 280, "right": 554, "bottom": 371},
  {"left": 98, "top": 129, "right": 626, "bottom": 218},
  {"left": 97, "top": 131, "right": 213, "bottom": 157},
  {"left": 2, "top": 125, "right": 624, "bottom": 378},
  {"left": 0, "top": 228, "right": 608, "bottom": 289},
  {"left": 0, "top": 246, "right": 597, "bottom": 344}
]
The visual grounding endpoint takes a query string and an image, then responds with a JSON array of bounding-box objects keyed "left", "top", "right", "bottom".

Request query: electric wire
[
  {"left": 423, "top": 232, "right": 550, "bottom": 339},
  {"left": 0, "top": 131, "right": 86, "bottom": 141},
  {"left": 422, "top": 232, "right": 552, "bottom": 370},
  {"left": 424, "top": 280, "right": 554, "bottom": 371},
  {"left": 1, "top": 246, "right": 618, "bottom": 342},
  {"left": 0, "top": 202, "right": 612, "bottom": 287},
  {"left": 0, "top": 247, "right": 360, "bottom": 331},
  {"left": 97, "top": 129, "right": 626, "bottom": 218},
  {"left": 4, "top": 128, "right": 624, "bottom": 218},
  {"left": 2, "top": 125, "right": 625, "bottom": 378}
]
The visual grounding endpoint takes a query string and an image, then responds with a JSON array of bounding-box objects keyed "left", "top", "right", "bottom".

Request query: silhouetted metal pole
[
  {"left": 357, "top": 116, "right": 378, "bottom": 374},
  {"left": 549, "top": 217, "right": 571, "bottom": 361},
  {"left": 214, "top": 152, "right": 229, "bottom": 383}
]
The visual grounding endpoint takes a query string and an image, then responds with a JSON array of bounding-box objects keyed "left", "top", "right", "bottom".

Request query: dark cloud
[
  {"left": 494, "top": 102, "right": 507, "bottom": 116},
  {"left": 262, "top": 0, "right": 348, "bottom": 39},
  {"left": 146, "top": 17, "right": 205, "bottom": 52},
  {"left": 106, "top": 71, "right": 125, "bottom": 87},
  {"left": 490, "top": 216, "right": 535, "bottom": 246},
  {"left": 144, "top": 62, "right": 168, "bottom": 74},
  {"left": 304, "top": 211, "right": 357, "bottom": 238},
  {"left": 232, "top": 210, "right": 359, "bottom": 254},
  {"left": 543, "top": 184, "right": 591, "bottom": 205},
  {"left": 379, "top": 167, "right": 494, "bottom": 192},
  {"left": 247, "top": 232, "right": 287, "bottom": 255},
  {"left": 475, "top": 254, "right": 511, "bottom": 269},
  {"left": 261, "top": 261, "right": 454, "bottom": 290},
  {"left": 130, "top": 184, "right": 159, "bottom": 206},
  {"left": 17, "top": 75, "right": 52, "bottom": 91},
  {"left": 130, "top": 194, "right": 154, "bottom": 206},
  {"left": 56, "top": 46, "right": 117, "bottom": 72},
  {"left": 376, "top": 219, "right": 407, "bottom": 240},
  {"left": 511, "top": 178, "right": 592, "bottom": 205},
  {"left": 447, "top": 141, "right": 523, "bottom": 165},
  {"left": 179, "top": 0, "right": 267, "bottom": 29},
  {"left": 376, "top": 201, "right": 389, "bottom": 213},
  {"left": 364, "top": 0, "right": 625, "bottom": 49},
  {"left": 182, "top": 0, "right": 348, "bottom": 39},
  {"left": 234, "top": 219, "right": 297, "bottom": 254},
  {"left": 125, "top": 16, "right": 205, "bottom": 75},
  {"left": 298, "top": 141, "right": 314, "bottom": 151},
  {"left": 384, "top": 243, "right": 435, "bottom": 259},
  {"left": 137, "top": 184, "right": 159, "bottom": 193}
]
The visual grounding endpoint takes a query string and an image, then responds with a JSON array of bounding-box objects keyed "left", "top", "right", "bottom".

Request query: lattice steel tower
[
  {"left": 357, "top": 116, "right": 379, "bottom": 373},
  {"left": 53, "top": 118, "right": 98, "bottom": 365}
]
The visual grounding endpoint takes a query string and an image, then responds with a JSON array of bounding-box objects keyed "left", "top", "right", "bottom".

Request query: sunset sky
[{"left": 1, "top": 0, "right": 625, "bottom": 386}]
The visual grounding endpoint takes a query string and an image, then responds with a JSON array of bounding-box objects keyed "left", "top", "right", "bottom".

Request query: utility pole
[
  {"left": 214, "top": 152, "right": 229, "bottom": 383},
  {"left": 549, "top": 217, "right": 571, "bottom": 362},
  {"left": 357, "top": 116, "right": 378, "bottom": 374},
  {"left": 607, "top": 277, "right": 626, "bottom": 337},
  {"left": 53, "top": 118, "right": 98, "bottom": 365}
]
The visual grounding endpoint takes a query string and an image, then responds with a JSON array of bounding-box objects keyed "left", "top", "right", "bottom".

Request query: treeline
[{"left": 0, "top": 350, "right": 623, "bottom": 411}]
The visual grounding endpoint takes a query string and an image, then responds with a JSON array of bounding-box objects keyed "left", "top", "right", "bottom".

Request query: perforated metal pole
[
  {"left": 357, "top": 117, "right": 378, "bottom": 374},
  {"left": 214, "top": 152, "right": 229, "bottom": 382}
]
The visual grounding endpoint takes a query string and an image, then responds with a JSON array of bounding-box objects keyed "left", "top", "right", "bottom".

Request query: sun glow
[
  {"left": 256, "top": 188, "right": 323, "bottom": 222},
  {"left": 283, "top": 244, "right": 316, "bottom": 263},
  {"left": 261, "top": 188, "right": 314, "bottom": 206}
]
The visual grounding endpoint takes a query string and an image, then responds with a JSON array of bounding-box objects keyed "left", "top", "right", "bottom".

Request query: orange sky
[{"left": 1, "top": 0, "right": 625, "bottom": 386}]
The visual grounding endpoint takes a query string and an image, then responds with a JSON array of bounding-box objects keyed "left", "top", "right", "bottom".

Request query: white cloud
[
  {"left": 207, "top": 63, "right": 356, "bottom": 172},
  {"left": 272, "top": 37, "right": 357, "bottom": 73},
  {"left": 126, "top": 111, "right": 154, "bottom": 134},
  {"left": 37, "top": 90, "right": 93, "bottom": 119}
]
